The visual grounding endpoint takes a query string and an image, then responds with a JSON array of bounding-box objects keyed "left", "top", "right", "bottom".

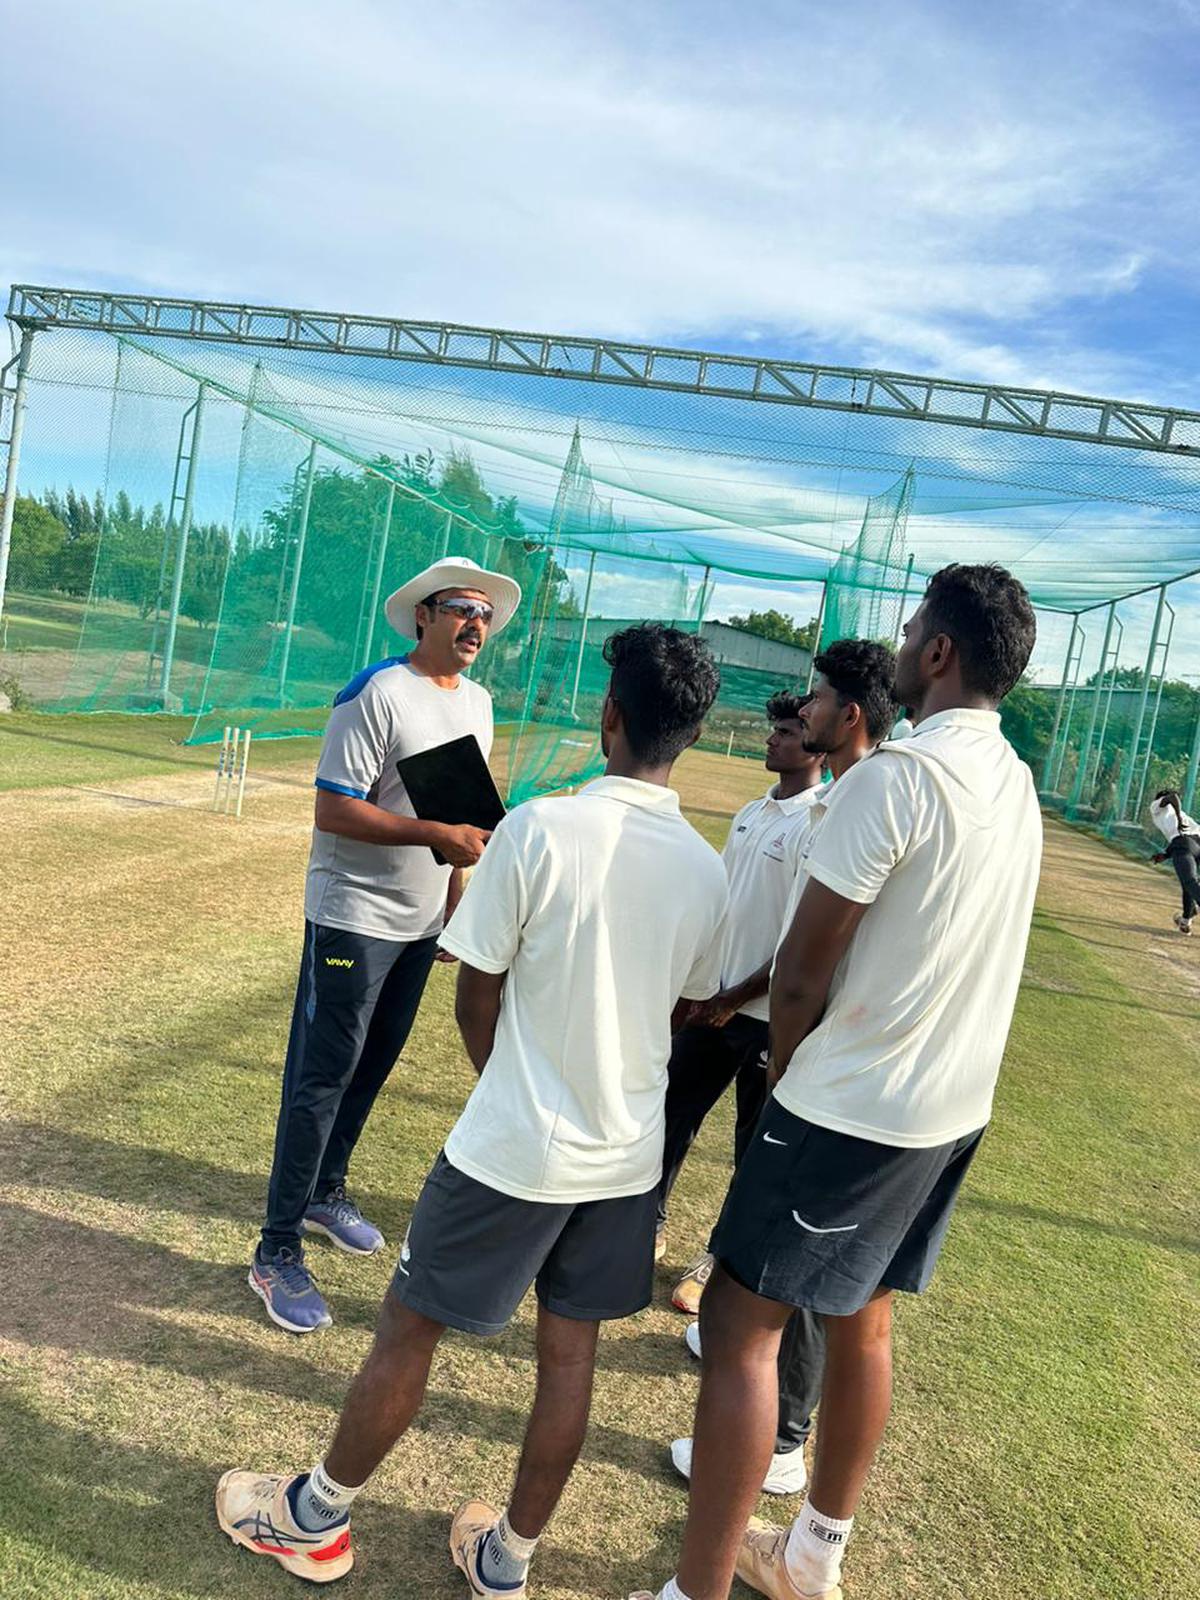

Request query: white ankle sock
[
  {"left": 480, "top": 1511, "right": 539, "bottom": 1586},
  {"left": 784, "top": 1499, "right": 854, "bottom": 1595},
  {"left": 659, "top": 1578, "right": 693, "bottom": 1600},
  {"left": 293, "top": 1460, "right": 363, "bottom": 1532}
]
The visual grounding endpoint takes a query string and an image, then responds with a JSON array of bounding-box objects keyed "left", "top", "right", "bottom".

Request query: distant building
[{"left": 551, "top": 615, "right": 811, "bottom": 685}]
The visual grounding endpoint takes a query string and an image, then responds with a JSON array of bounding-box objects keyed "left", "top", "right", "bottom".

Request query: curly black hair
[
  {"left": 918, "top": 564, "right": 1036, "bottom": 702},
  {"left": 602, "top": 623, "right": 720, "bottom": 765},
  {"left": 765, "top": 689, "right": 812, "bottom": 723},
  {"left": 813, "top": 639, "right": 897, "bottom": 741}
]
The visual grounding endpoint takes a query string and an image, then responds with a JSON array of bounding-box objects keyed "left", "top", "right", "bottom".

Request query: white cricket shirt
[
  {"left": 439, "top": 776, "right": 729, "bottom": 1202},
  {"left": 1149, "top": 796, "right": 1198, "bottom": 843},
  {"left": 306, "top": 657, "right": 493, "bottom": 941},
  {"left": 774, "top": 708, "right": 1042, "bottom": 1148},
  {"left": 720, "top": 784, "right": 823, "bottom": 1022}
]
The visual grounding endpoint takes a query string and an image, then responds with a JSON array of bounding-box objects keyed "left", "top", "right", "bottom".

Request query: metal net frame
[{"left": 2, "top": 286, "right": 1199, "bottom": 817}]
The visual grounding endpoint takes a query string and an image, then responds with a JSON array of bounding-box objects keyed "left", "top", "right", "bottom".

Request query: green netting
[
  {"left": 4, "top": 317, "right": 1200, "bottom": 815},
  {"left": 820, "top": 467, "right": 913, "bottom": 650}
]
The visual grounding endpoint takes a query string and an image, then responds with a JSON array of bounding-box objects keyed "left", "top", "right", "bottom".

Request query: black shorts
[
  {"left": 388, "top": 1152, "right": 658, "bottom": 1335},
  {"left": 712, "top": 1099, "right": 984, "bottom": 1317}
]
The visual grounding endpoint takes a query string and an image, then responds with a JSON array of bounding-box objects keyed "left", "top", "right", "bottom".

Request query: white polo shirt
[
  {"left": 720, "top": 784, "right": 823, "bottom": 1022},
  {"left": 1149, "top": 796, "right": 1198, "bottom": 843},
  {"left": 306, "top": 657, "right": 493, "bottom": 941},
  {"left": 438, "top": 776, "right": 729, "bottom": 1202},
  {"left": 774, "top": 708, "right": 1042, "bottom": 1149}
]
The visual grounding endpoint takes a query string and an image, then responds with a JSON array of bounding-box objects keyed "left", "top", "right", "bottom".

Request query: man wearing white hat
[{"left": 250, "top": 555, "right": 522, "bottom": 1335}]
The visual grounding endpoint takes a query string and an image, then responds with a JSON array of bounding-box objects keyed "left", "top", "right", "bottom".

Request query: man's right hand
[{"left": 435, "top": 823, "right": 492, "bottom": 867}]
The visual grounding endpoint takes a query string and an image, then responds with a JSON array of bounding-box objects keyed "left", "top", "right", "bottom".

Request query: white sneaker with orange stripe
[{"left": 215, "top": 1469, "right": 354, "bottom": 1583}]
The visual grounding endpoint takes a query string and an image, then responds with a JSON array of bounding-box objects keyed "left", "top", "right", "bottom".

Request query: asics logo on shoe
[
  {"left": 763, "top": 1131, "right": 787, "bottom": 1146},
  {"left": 237, "top": 1511, "right": 334, "bottom": 1552}
]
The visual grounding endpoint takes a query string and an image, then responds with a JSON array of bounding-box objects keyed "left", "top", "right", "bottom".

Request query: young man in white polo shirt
[
  {"left": 216, "top": 623, "right": 729, "bottom": 1591},
  {"left": 633, "top": 564, "right": 1042, "bottom": 1600},
  {"left": 250, "top": 556, "right": 521, "bottom": 1335},
  {"left": 666, "top": 642, "right": 897, "bottom": 1498}
]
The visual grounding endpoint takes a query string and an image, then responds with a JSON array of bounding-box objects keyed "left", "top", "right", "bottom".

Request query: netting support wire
[
  {"left": 1116, "top": 583, "right": 1169, "bottom": 821},
  {"left": 159, "top": 382, "right": 208, "bottom": 705},
  {"left": 438, "top": 509, "right": 453, "bottom": 559},
  {"left": 1069, "top": 600, "right": 1119, "bottom": 811},
  {"left": 807, "top": 580, "right": 828, "bottom": 690},
  {"left": 0, "top": 325, "right": 35, "bottom": 629},
  {"left": 1184, "top": 695, "right": 1200, "bottom": 814},
  {"left": 568, "top": 551, "right": 597, "bottom": 720},
  {"left": 1042, "top": 616, "right": 1081, "bottom": 793},
  {"left": 361, "top": 483, "right": 396, "bottom": 670},
  {"left": 891, "top": 554, "right": 916, "bottom": 648},
  {"left": 279, "top": 442, "right": 317, "bottom": 704}
]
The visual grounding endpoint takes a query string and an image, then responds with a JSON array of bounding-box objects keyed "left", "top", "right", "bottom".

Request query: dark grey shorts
[
  {"left": 712, "top": 1099, "right": 984, "bottom": 1317},
  {"left": 388, "top": 1152, "right": 658, "bottom": 1335}
]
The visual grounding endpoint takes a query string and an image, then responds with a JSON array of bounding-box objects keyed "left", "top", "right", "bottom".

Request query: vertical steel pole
[
  {"left": 0, "top": 327, "right": 36, "bottom": 628},
  {"left": 1041, "top": 615, "right": 1078, "bottom": 792},
  {"left": 1070, "top": 601, "right": 1116, "bottom": 808},
  {"left": 1116, "top": 583, "right": 1167, "bottom": 820},
  {"left": 438, "top": 509, "right": 453, "bottom": 559},
  {"left": 806, "top": 580, "right": 828, "bottom": 691},
  {"left": 278, "top": 442, "right": 317, "bottom": 702},
  {"left": 696, "top": 564, "right": 712, "bottom": 631},
  {"left": 1132, "top": 599, "right": 1174, "bottom": 821},
  {"left": 1184, "top": 692, "right": 1200, "bottom": 815},
  {"left": 159, "top": 383, "right": 208, "bottom": 704},
  {"left": 1050, "top": 625, "right": 1085, "bottom": 793},
  {"left": 569, "top": 551, "right": 597, "bottom": 719},
  {"left": 361, "top": 483, "right": 395, "bottom": 669}
]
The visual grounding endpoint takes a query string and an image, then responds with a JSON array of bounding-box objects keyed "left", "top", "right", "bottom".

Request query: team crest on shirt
[{"left": 762, "top": 829, "right": 788, "bottom": 862}]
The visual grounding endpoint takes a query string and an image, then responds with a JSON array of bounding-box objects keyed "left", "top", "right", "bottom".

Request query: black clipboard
[{"left": 396, "top": 735, "right": 507, "bottom": 864}]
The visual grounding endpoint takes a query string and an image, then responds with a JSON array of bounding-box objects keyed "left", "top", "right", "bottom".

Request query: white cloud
[{"left": 1, "top": 0, "right": 1197, "bottom": 399}]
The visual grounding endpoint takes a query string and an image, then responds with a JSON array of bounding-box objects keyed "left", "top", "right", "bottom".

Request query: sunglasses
[{"left": 432, "top": 598, "right": 494, "bottom": 625}]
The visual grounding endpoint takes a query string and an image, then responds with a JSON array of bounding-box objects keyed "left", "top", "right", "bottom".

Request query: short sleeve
[
  {"left": 804, "top": 753, "right": 920, "bottom": 905},
  {"left": 314, "top": 682, "right": 392, "bottom": 801},
  {"left": 437, "top": 819, "right": 526, "bottom": 973},
  {"left": 679, "top": 892, "right": 729, "bottom": 1001}
]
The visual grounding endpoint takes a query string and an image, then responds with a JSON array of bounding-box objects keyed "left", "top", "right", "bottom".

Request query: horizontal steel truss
[{"left": 9, "top": 283, "right": 1200, "bottom": 457}]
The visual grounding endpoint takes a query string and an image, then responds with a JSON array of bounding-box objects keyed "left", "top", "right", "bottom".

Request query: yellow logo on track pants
[{"left": 324, "top": 957, "right": 355, "bottom": 968}]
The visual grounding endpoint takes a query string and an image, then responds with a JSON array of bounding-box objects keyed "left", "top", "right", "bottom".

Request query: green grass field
[{"left": 0, "top": 714, "right": 1197, "bottom": 1600}]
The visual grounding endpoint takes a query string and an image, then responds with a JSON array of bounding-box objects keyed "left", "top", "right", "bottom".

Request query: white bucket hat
[{"left": 384, "top": 556, "right": 522, "bottom": 640}]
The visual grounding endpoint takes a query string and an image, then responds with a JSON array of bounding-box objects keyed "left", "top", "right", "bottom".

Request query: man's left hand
[
  {"left": 435, "top": 948, "right": 459, "bottom": 965},
  {"left": 689, "top": 992, "right": 740, "bottom": 1029}
]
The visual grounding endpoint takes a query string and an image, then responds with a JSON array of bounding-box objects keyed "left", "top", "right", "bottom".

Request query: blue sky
[{"left": 3, "top": 0, "right": 1199, "bottom": 677}]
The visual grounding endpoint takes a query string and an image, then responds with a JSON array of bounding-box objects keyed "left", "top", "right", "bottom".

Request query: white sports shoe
[
  {"left": 684, "top": 1320, "right": 702, "bottom": 1360},
  {"left": 669, "top": 1436, "right": 809, "bottom": 1495},
  {"left": 1173, "top": 913, "right": 1193, "bottom": 935}
]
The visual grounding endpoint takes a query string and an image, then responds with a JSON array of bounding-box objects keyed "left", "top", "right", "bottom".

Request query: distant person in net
[
  {"left": 249, "top": 555, "right": 522, "bottom": 1335},
  {"left": 666, "top": 644, "right": 897, "bottom": 1502},
  {"left": 217, "top": 623, "right": 729, "bottom": 1590},
  {"left": 631, "top": 565, "right": 1042, "bottom": 1600},
  {"left": 1149, "top": 788, "right": 1200, "bottom": 934}
]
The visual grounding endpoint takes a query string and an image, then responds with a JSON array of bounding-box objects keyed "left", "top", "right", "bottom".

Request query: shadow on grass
[
  {"left": 1, "top": 1388, "right": 681, "bottom": 1600},
  {"left": 0, "top": 1202, "right": 689, "bottom": 1491},
  {"left": 3, "top": 1385, "right": 686, "bottom": 1599}
]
